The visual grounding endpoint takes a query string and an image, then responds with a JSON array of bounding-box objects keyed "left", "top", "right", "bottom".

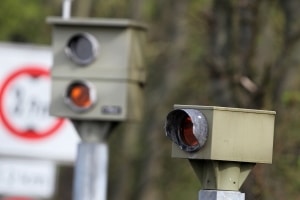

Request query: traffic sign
[
  {"left": 0, "top": 67, "right": 64, "bottom": 140},
  {"left": 0, "top": 42, "right": 80, "bottom": 162},
  {"left": 0, "top": 158, "right": 56, "bottom": 198},
  {"left": 1, "top": 197, "right": 33, "bottom": 200},
  {"left": 2, "top": 197, "right": 34, "bottom": 200}
]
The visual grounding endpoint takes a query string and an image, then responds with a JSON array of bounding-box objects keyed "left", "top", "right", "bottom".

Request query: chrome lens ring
[
  {"left": 182, "top": 109, "right": 208, "bottom": 149},
  {"left": 165, "top": 109, "right": 208, "bottom": 152}
]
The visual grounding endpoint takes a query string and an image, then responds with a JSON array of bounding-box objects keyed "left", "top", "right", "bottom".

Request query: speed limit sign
[{"left": 0, "top": 42, "right": 79, "bottom": 162}]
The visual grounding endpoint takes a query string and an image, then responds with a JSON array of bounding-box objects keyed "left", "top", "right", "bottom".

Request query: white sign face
[
  {"left": 4, "top": 72, "right": 54, "bottom": 135},
  {"left": 0, "top": 159, "right": 56, "bottom": 198},
  {"left": 0, "top": 42, "right": 80, "bottom": 163}
]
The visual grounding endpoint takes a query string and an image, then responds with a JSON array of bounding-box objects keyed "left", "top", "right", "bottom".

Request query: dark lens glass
[{"left": 67, "top": 34, "right": 96, "bottom": 64}]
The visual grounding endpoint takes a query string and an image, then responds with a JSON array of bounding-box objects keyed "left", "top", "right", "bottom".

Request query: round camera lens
[
  {"left": 165, "top": 109, "right": 208, "bottom": 152},
  {"left": 66, "top": 33, "right": 98, "bottom": 65},
  {"left": 70, "top": 36, "right": 93, "bottom": 61}
]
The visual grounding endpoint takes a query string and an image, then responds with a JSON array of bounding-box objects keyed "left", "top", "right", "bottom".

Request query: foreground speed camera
[
  {"left": 165, "top": 104, "right": 276, "bottom": 163},
  {"left": 47, "top": 17, "right": 147, "bottom": 121}
]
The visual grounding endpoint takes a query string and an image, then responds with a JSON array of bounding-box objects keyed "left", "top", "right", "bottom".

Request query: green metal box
[
  {"left": 47, "top": 17, "right": 147, "bottom": 121},
  {"left": 171, "top": 105, "right": 276, "bottom": 163}
]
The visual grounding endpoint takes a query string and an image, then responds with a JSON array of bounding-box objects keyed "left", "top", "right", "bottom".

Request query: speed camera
[
  {"left": 164, "top": 104, "right": 276, "bottom": 191},
  {"left": 47, "top": 17, "right": 147, "bottom": 121}
]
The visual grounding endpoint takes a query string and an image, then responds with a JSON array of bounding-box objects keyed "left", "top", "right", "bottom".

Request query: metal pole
[
  {"left": 71, "top": 121, "right": 114, "bottom": 200},
  {"left": 198, "top": 190, "right": 245, "bottom": 200},
  {"left": 73, "top": 143, "right": 108, "bottom": 200},
  {"left": 62, "top": 0, "right": 73, "bottom": 19}
]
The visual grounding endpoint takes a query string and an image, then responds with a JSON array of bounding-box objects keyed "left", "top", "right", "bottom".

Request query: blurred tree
[
  {"left": 201, "top": 0, "right": 300, "bottom": 199},
  {"left": 74, "top": 0, "right": 93, "bottom": 17},
  {"left": 0, "top": 0, "right": 60, "bottom": 43}
]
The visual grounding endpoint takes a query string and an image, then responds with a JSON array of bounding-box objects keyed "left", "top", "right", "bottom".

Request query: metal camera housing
[
  {"left": 47, "top": 17, "right": 147, "bottom": 121},
  {"left": 165, "top": 104, "right": 276, "bottom": 191},
  {"left": 167, "top": 104, "right": 275, "bottom": 163}
]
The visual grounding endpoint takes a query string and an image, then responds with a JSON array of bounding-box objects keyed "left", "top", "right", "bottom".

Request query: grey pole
[
  {"left": 62, "top": 0, "right": 73, "bottom": 19},
  {"left": 73, "top": 143, "right": 108, "bottom": 200},
  {"left": 199, "top": 190, "right": 245, "bottom": 200},
  {"left": 72, "top": 121, "right": 113, "bottom": 200}
]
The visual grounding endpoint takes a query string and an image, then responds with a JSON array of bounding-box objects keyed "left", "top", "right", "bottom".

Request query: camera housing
[
  {"left": 165, "top": 105, "right": 276, "bottom": 191},
  {"left": 166, "top": 104, "right": 276, "bottom": 163},
  {"left": 47, "top": 17, "right": 147, "bottom": 121}
]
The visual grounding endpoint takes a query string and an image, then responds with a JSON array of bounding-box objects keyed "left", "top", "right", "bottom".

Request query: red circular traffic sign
[
  {"left": 2, "top": 197, "right": 34, "bottom": 200},
  {"left": 0, "top": 66, "right": 64, "bottom": 140}
]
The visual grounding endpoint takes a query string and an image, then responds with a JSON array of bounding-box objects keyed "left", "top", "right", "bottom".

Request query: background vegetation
[{"left": 1, "top": 0, "right": 300, "bottom": 199}]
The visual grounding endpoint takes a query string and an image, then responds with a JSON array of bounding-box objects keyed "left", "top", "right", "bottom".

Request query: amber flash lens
[
  {"left": 180, "top": 116, "right": 199, "bottom": 147},
  {"left": 65, "top": 81, "right": 96, "bottom": 112},
  {"left": 69, "top": 85, "right": 91, "bottom": 107}
]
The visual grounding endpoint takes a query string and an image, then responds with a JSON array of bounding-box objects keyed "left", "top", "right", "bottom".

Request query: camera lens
[{"left": 65, "top": 33, "right": 98, "bottom": 65}]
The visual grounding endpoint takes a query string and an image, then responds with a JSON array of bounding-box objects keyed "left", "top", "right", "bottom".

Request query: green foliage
[
  {"left": 282, "top": 91, "right": 300, "bottom": 106},
  {"left": 161, "top": 159, "right": 200, "bottom": 200},
  {"left": 0, "top": 0, "right": 53, "bottom": 43}
]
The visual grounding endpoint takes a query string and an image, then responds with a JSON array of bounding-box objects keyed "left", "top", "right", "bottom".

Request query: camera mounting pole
[
  {"left": 71, "top": 120, "right": 114, "bottom": 200},
  {"left": 198, "top": 190, "right": 245, "bottom": 200},
  {"left": 62, "top": 0, "right": 73, "bottom": 19},
  {"left": 190, "top": 160, "right": 254, "bottom": 200}
]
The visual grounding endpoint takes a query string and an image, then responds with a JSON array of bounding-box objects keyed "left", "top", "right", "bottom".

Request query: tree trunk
[
  {"left": 74, "top": 0, "right": 94, "bottom": 17},
  {"left": 135, "top": 1, "right": 188, "bottom": 200}
]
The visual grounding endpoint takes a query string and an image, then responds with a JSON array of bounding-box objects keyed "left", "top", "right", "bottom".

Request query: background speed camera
[
  {"left": 165, "top": 104, "right": 276, "bottom": 163},
  {"left": 47, "top": 17, "right": 147, "bottom": 121}
]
